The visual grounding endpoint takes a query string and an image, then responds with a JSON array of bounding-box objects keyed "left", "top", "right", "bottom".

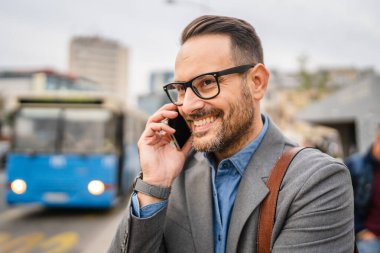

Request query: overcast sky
[{"left": 0, "top": 0, "right": 379, "bottom": 105}]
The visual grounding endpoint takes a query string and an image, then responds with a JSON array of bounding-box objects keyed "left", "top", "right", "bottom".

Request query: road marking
[
  {"left": 39, "top": 232, "right": 79, "bottom": 253},
  {"left": 0, "top": 232, "right": 44, "bottom": 253},
  {"left": 0, "top": 232, "right": 79, "bottom": 253}
]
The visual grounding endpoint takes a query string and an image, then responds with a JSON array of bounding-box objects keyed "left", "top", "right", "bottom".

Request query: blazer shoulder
[
  {"left": 291, "top": 147, "right": 347, "bottom": 172},
  {"left": 282, "top": 148, "right": 351, "bottom": 191}
]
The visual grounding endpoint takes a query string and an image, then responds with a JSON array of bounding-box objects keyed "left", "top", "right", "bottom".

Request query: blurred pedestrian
[
  {"left": 108, "top": 15, "right": 354, "bottom": 253},
  {"left": 345, "top": 125, "right": 380, "bottom": 253}
]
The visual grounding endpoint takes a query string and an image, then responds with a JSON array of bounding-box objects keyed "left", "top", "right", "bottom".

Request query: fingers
[
  {"left": 145, "top": 122, "right": 175, "bottom": 138},
  {"left": 139, "top": 104, "right": 189, "bottom": 151},
  {"left": 148, "top": 103, "right": 178, "bottom": 124},
  {"left": 148, "top": 131, "right": 172, "bottom": 146},
  {"left": 142, "top": 104, "right": 178, "bottom": 144}
]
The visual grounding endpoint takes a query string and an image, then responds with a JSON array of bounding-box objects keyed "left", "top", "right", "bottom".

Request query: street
[{"left": 0, "top": 170, "right": 127, "bottom": 253}]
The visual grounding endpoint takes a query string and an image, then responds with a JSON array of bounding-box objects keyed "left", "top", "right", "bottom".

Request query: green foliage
[{"left": 297, "top": 54, "right": 329, "bottom": 97}]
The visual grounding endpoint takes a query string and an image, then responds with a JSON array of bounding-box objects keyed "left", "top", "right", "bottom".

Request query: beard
[{"left": 189, "top": 80, "right": 255, "bottom": 153}]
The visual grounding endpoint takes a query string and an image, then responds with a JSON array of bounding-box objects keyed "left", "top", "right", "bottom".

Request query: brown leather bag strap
[{"left": 257, "top": 147, "right": 305, "bottom": 253}]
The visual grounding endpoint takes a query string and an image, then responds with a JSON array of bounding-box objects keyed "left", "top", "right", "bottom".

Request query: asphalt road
[{"left": 0, "top": 172, "right": 128, "bottom": 253}]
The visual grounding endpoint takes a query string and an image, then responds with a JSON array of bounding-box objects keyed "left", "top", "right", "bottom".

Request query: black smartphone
[{"left": 168, "top": 112, "right": 191, "bottom": 150}]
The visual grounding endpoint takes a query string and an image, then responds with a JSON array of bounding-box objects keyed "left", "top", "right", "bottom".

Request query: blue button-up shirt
[
  {"left": 207, "top": 115, "right": 268, "bottom": 253},
  {"left": 132, "top": 115, "right": 269, "bottom": 253}
]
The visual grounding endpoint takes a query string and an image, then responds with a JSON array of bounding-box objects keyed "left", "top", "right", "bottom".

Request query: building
[
  {"left": 263, "top": 67, "right": 379, "bottom": 158},
  {"left": 0, "top": 69, "right": 100, "bottom": 109},
  {"left": 321, "top": 67, "right": 376, "bottom": 89},
  {"left": 137, "top": 70, "right": 172, "bottom": 114},
  {"left": 69, "top": 36, "right": 128, "bottom": 99},
  {"left": 0, "top": 69, "right": 99, "bottom": 91},
  {"left": 0, "top": 69, "right": 100, "bottom": 93},
  {"left": 298, "top": 75, "right": 380, "bottom": 157}
]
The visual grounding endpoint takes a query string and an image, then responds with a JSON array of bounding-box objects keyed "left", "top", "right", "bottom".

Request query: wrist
[
  {"left": 136, "top": 192, "right": 163, "bottom": 207},
  {"left": 133, "top": 173, "right": 171, "bottom": 201},
  {"left": 140, "top": 170, "right": 174, "bottom": 188}
]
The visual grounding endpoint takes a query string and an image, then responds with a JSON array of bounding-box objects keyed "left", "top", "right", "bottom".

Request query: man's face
[{"left": 174, "top": 34, "right": 256, "bottom": 154}]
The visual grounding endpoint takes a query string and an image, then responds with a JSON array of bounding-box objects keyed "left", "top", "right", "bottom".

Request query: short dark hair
[{"left": 181, "top": 15, "right": 264, "bottom": 65}]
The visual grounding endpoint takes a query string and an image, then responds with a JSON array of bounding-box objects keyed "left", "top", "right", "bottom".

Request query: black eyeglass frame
[{"left": 163, "top": 64, "right": 256, "bottom": 106}]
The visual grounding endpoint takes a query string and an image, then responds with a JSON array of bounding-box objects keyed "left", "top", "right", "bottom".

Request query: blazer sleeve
[
  {"left": 107, "top": 197, "right": 168, "bottom": 253},
  {"left": 271, "top": 149, "right": 355, "bottom": 253}
]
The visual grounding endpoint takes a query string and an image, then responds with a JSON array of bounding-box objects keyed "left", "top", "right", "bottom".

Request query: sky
[{"left": 0, "top": 0, "right": 379, "bottom": 105}]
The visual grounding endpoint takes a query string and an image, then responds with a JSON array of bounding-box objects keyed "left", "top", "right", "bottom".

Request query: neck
[{"left": 214, "top": 114, "right": 263, "bottom": 164}]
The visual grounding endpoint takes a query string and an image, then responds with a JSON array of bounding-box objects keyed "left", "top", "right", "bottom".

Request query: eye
[
  {"left": 177, "top": 85, "right": 186, "bottom": 93},
  {"left": 168, "top": 83, "right": 185, "bottom": 93},
  {"left": 194, "top": 75, "right": 217, "bottom": 88},
  {"left": 202, "top": 78, "right": 214, "bottom": 86}
]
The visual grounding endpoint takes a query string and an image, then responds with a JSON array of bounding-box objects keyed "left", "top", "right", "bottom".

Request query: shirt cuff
[{"left": 131, "top": 192, "right": 168, "bottom": 218}]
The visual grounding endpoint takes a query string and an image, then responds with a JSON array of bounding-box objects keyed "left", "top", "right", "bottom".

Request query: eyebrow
[
  {"left": 172, "top": 67, "right": 225, "bottom": 83},
  {"left": 172, "top": 71, "right": 215, "bottom": 84}
]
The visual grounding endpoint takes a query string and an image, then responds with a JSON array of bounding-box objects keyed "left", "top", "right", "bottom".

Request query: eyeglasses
[{"left": 163, "top": 64, "right": 255, "bottom": 106}]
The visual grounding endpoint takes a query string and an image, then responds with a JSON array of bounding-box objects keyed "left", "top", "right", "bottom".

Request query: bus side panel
[{"left": 6, "top": 153, "right": 119, "bottom": 208}]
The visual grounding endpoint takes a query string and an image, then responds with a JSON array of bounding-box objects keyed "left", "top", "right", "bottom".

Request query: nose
[{"left": 181, "top": 87, "right": 204, "bottom": 115}]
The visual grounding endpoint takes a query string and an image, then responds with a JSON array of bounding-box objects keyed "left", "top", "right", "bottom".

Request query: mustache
[{"left": 186, "top": 108, "right": 223, "bottom": 121}]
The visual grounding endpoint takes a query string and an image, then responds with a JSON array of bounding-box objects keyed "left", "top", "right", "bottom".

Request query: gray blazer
[{"left": 108, "top": 119, "right": 355, "bottom": 253}]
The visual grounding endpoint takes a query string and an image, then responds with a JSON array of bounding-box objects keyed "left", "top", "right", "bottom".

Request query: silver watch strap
[{"left": 134, "top": 177, "right": 171, "bottom": 200}]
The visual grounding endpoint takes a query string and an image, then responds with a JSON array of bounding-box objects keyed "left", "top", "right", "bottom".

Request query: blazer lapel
[
  {"left": 185, "top": 152, "right": 214, "bottom": 253},
  {"left": 226, "top": 120, "right": 287, "bottom": 253}
]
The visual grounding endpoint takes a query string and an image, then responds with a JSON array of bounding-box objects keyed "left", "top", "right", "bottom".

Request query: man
[
  {"left": 345, "top": 125, "right": 380, "bottom": 253},
  {"left": 109, "top": 15, "right": 354, "bottom": 253}
]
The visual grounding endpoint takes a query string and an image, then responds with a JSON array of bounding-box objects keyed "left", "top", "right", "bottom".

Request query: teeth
[{"left": 194, "top": 117, "right": 215, "bottom": 127}]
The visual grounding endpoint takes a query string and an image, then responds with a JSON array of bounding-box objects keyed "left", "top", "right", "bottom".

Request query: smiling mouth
[{"left": 193, "top": 116, "right": 216, "bottom": 127}]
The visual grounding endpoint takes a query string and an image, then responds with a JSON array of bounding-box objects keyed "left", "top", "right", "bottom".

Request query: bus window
[
  {"left": 13, "top": 108, "right": 60, "bottom": 153},
  {"left": 62, "top": 109, "right": 117, "bottom": 154}
]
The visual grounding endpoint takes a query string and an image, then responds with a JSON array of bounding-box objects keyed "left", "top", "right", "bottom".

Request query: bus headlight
[
  {"left": 88, "top": 180, "right": 105, "bottom": 195},
  {"left": 11, "top": 179, "right": 27, "bottom": 194}
]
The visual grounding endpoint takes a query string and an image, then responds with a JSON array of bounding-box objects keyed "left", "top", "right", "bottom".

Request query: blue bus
[{"left": 5, "top": 94, "right": 146, "bottom": 208}]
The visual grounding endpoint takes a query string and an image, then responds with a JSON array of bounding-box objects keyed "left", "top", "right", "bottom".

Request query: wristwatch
[{"left": 133, "top": 173, "right": 171, "bottom": 200}]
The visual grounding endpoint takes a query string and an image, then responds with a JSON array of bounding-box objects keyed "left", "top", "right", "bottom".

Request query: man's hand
[{"left": 137, "top": 103, "right": 193, "bottom": 207}]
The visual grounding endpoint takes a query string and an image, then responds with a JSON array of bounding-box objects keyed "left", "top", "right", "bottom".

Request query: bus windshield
[
  {"left": 13, "top": 108, "right": 60, "bottom": 153},
  {"left": 62, "top": 108, "right": 116, "bottom": 154},
  {"left": 12, "top": 107, "right": 117, "bottom": 154}
]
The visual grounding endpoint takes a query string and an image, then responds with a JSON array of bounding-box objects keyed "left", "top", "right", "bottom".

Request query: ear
[{"left": 248, "top": 63, "right": 270, "bottom": 100}]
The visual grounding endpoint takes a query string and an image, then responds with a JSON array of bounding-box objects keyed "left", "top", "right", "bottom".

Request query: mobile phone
[{"left": 168, "top": 112, "right": 191, "bottom": 150}]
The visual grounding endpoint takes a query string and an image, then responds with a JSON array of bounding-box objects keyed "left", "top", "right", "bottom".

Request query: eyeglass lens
[{"left": 166, "top": 74, "right": 219, "bottom": 105}]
